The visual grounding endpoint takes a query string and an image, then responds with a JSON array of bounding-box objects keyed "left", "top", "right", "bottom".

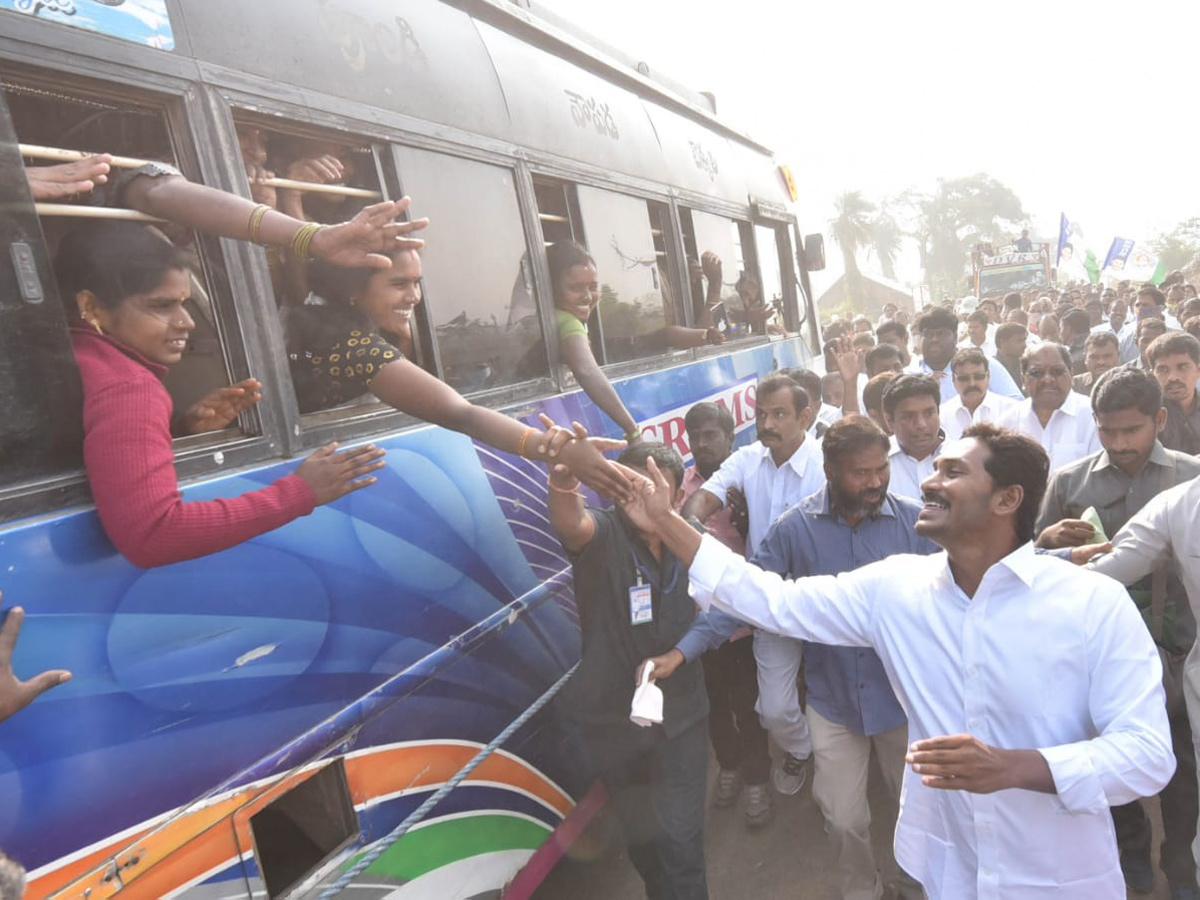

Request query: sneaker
[
  {"left": 744, "top": 783, "right": 773, "bottom": 827},
  {"left": 713, "top": 768, "right": 741, "bottom": 809},
  {"left": 772, "top": 752, "right": 808, "bottom": 796},
  {"left": 1120, "top": 851, "right": 1154, "bottom": 895}
]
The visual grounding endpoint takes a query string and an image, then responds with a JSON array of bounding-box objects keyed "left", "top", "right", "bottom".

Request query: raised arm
[
  {"left": 546, "top": 465, "right": 595, "bottom": 555},
  {"left": 558, "top": 332, "right": 639, "bottom": 438}
]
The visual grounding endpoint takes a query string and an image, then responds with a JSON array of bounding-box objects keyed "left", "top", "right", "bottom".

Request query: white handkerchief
[{"left": 630, "top": 664, "right": 664, "bottom": 727}]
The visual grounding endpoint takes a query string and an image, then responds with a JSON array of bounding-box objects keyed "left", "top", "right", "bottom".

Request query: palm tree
[
  {"left": 829, "top": 191, "right": 875, "bottom": 310},
  {"left": 868, "top": 207, "right": 903, "bottom": 281}
]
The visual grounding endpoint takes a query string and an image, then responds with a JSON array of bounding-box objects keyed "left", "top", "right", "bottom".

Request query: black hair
[
  {"left": 864, "top": 343, "right": 900, "bottom": 375},
  {"left": 546, "top": 240, "right": 595, "bottom": 290},
  {"left": 1020, "top": 342, "right": 1072, "bottom": 373},
  {"left": 1147, "top": 332, "right": 1200, "bottom": 368},
  {"left": 1092, "top": 367, "right": 1162, "bottom": 418},
  {"left": 1136, "top": 286, "right": 1166, "bottom": 307},
  {"left": 617, "top": 441, "right": 685, "bottom": 492},
  {"left": 684, "top": 401, "right": 735, "bottom": 437},
  {"left": 1083, "top": 331, "right": 1119, "bottom": 353},
  {"left": 994, "top": 322, "right": 1027, "bottom": 346},
  {"left": 915, "top": 306, "right": 958, "bottom": 334},
  {"left": 53, "top": 222, "right": 191, "bottom": 317},
  {"left": 951, "top": 347, "right": 989, "bottom": 375},
  {"left": 863, "top": 372, "right": 896, "bottom": 414},
  {"left": 1062, "top": 308, "right": 1091, "bottom": 336},
  {"left": 881, "top": 373, "right": 940, "bottom": 418},
  {"left": 967, "top": 310, "right": 989, "bottom": 327},
  {"left": 876, "top": 320, "right": 909, "bottom": 343},
  {"left": 773, "top": 370, "right": 816, "bottom": 413},
  {"left": 822, "top": 415, "right": 889, "bottom": 468},
  {"left": 960, "top": 422, "right": 1049, "bottom": 544},
  {"left": 1002, "top": 291, "right": 1022, "bottom": 310}
]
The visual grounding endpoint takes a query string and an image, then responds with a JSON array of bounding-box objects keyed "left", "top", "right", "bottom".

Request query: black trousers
[
  {"left": 1112, "top": 696, "right": 1198, "bottom": 888},
  {"left": 581, "top": 718, "right": 709, "bottom": 900},
  {"left": 701, "top": 636, "right": 771, "bottom": 785}
]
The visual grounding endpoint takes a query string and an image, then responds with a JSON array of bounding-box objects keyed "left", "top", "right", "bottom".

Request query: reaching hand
[
  {"left": 25, "top": 154, "right": 112, "bottom": 201},
  {"left": 636, "top": 649, "right": 684, "bottom": 685},
  {"left": 704, "top": 327, "right": 726, "bottom": 346},
  {"left": 700, "top": 250, "right": 722, "bottom": 285},
  {"left": 548, "top": 417, "right": 630, "bottom": 502},
  {"left": 613, "top": 456, "right": 673, "bottom": 534},
  {"left": 285, "top": 155, "right": 346, "bottom": 186},
  {"left": 1034, "top": 518, "right": 1096, "bottom": 549},
  {"left": 1071, "top": 542, "right": 1113, "bottom": 565},
  {"left": 295, "top": 442, "right": 387, "bottom": 505},
  {"left": 906, "top": 734, "right": 1029, "bottom": 794},
  {"left": 0, "top": 592, "right": 71, "bottom": 725},
  {"left": 309, "top": 197, "right": 429, "bottom": 269},
  {"left": 244, "top": 160, "right": 277, "bottom": 207},
  {"left": 726, "top": 486, "right": 750, "bottom": 539},
  {"left": 181, "top": 378, "right": 263, "bottom": 434}
]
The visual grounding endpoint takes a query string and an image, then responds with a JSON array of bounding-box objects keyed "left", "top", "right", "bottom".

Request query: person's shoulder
[
  {"left": 1169, "top": 451, "right": 1200, "bottom": 479},
  {"left": 887, "top": 492, "right": 925, "bottom": 520},
  {"left": 1051, "top": 449, "right": 1102, "bottom": 482},
  {"left": 71, "top": 329, "right": 163, "bottom": 390}
]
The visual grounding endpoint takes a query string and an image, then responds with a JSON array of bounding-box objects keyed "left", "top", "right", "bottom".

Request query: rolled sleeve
[{"left": 675, "top": 606, "right": 745, "bottom": 661}]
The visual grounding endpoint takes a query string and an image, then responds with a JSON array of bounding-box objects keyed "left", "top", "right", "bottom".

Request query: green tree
[
  {"left": 829, "top": 191, "right": 876, "bottom": 310},
  {"left": 868, "top": 205, "right": 903, "bottom": 281},
  {"left": 1153, "top": 217, "right": 1200, "bottom": 272},
  {"left": 903, "top": 174, "right": 1026, "bottom": 300}
]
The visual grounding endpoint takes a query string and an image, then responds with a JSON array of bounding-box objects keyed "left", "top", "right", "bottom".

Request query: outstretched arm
[{"left": 558, "top": 333, "right": 639, "bottom": 437}]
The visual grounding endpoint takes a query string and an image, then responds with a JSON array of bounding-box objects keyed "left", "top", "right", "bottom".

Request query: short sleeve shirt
[
  {"left": 289, "top": 325, "right": 402, "bottom": 414},
  {"left": 556, "top": 309, "right": 588, "bottom": 341}
]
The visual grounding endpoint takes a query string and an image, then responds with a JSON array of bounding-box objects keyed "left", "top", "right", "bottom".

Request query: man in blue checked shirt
[{"left": 643, "top": 416, "right": 937, "bottom": 900}]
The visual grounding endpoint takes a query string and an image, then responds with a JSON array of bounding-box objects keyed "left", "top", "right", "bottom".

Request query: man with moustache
[
  {"left": 682, "top": 374, "right": 826, "bottom": 796},
  {"left": 615, "top": 424, "right": 1175, "bottom": 900},
  {"left": 882, "top": 374, "right": 944, "bottom": 501},
  {"left": 677, "top": 402, "right": 773, "bottom": 826},
  {"left": 1035, "top": 368, "right": 1200, "bottom": 898},
  {"left": 1072, "top": 333, "right": 1121, "bottom": 397},
  {"left": 910, "top": 306, "right": 1022, "bottom": 400},
  {"left": 1147, "top": 333, "right": 1200, "bottom": 456},
  {"left": 644, "top": 416, "right": 937, "bottom": 900},
  {"left": 997, "top": 343, "right": 1100, "bottom": 474},
  {"left": 940, "top": 348, "right": 1015, "bottom": 441}
]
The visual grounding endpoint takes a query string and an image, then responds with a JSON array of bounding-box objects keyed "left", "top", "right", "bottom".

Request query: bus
[
  {"left": 972, "top": 243, "right": 1052, "bottom": 297},
  {"left": 0, "top": 1, "right": 822, "bottom": 897}
]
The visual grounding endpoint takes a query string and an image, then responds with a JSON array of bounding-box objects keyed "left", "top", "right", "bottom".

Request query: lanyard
[{"left": 629, "top": 546, "right": 680, "bottom": 594}]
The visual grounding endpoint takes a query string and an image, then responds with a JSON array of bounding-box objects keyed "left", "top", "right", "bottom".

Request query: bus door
[{"left": 0, "top": 77, "right": 82, "bottom": 513}]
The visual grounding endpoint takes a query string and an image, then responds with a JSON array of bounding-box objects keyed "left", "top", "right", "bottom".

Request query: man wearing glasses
[
  {"left": 997, "top": 343, "right": 1100, "bottom": 474},
  {"left": 940, "top": 348, "right": 1015, "bottom": 440},
  {"left": 911, "top": 306, "right": 1023, "bottom": 400}
]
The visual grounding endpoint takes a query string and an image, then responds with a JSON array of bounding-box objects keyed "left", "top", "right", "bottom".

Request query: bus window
[
  {"left": 753, "top": 223, "right": 788, "bottom": 335},
  {"left": 6, "top": 68, "right": 251, "bottom": 449},
  {"left": 681, "top": 208, "right": 766, "bottom": 341},
  {"left": 533, "top": 178, "right": 582, "bottom": 246},
  {"left": 574, "top": 185, "right": 670, "bottom": 365},
  {"left": 393, "top": 145, "right": 549, "bottom": 394}
]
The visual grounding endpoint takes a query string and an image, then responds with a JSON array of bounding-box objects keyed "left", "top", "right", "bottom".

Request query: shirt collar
[
  {"left": 813, "top": 484, "right": 899, "bottom": 522},
  {"left": 887, "top": 433, "right": 944, "bottom": 463},
  {"left": 760, "top": 437, "right": 818, "bottom": 475},
  {"left": 70, "top": 324, "right": 169, "bottom": 379},
  {"left": 995, "top": 541, "right": 1038, "bottom": 588}
]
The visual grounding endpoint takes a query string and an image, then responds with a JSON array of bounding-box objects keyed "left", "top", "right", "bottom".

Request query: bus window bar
[
  {"left": 316, "top": 659, "right": 580, "bottom": 900},
  {"left": 20, "top": 144, "right": 383, "bottom": 199},
  {"left": 538, "top": 213, "right": 570, "bottom": 224},
  {"left": 34, "top": 203, "right": 163, "bottom": 222}
]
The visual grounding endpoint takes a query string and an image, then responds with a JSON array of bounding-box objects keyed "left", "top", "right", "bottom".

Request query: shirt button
[{"left": 969, "top": 718, "right": 981, "bottom": 729}]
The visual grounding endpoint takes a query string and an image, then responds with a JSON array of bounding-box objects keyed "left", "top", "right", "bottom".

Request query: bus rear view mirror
[{"left": 804, "top": 233, "right": 826, "bottom": 272}]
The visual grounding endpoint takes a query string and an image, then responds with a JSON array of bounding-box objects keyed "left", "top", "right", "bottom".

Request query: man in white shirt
[
  {"left": 941, "top": 348, "right": 1014, "bottom": 441},
  {"left": 997, "top": 343, "right": 1100, "bottom": 474},
  {"left": 883, "top": 374, "right": 943, "bottom": 501},
  {"left": 682, "top": 373, "right": 826, "bottom": 796},
  {"left": 618, "top": 424, "right": 1175, "bottom": 900},
  {"left": 910, "top": 306, "right": 1024, "bottom": 400}
]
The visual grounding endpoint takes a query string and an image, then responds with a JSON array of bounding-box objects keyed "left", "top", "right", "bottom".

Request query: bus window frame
[{"left": 0, "top": 62, "right": 285, "bottom": 519}]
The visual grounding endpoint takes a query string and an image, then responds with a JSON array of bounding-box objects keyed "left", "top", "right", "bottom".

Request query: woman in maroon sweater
[{"left": 55, "top": 223, "right": 389, "bottom": 569}]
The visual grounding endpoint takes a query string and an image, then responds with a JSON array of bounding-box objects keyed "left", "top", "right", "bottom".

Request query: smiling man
[
  {"left": 940, "top": 348, "right": 1014, "bottom": 440},
  {"left": 1147, "top": 333, "right": 1200, "bottom": 455},
  {"left": 616, "top": 423, "right": 1175, "bottom": 900},
  {"left": 882, "top": 374, "right": 943, "bottom": 500},
  {"left": 912, "top": 306, "right": 1023, "bottom": 399},
  {"left": 1034, "top": 367, "right": 1200, "bottom": 898},
  {"left": 997, "top": 343, "right": 1100, "bottom": 474}
]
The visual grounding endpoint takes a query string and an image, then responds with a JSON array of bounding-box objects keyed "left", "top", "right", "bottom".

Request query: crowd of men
[{"left": 549, "top": 276, "right": 1200, "bottom": 900}]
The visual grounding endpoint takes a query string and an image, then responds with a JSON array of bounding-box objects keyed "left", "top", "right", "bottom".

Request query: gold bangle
[
  {"left": 548, "top": 477, "right": 581, "bottom": 494},
  {"left": 517, "top": 427, "right": 535, "bottom": 459},
  {"left": 290, "top": 222, "right": 323, "bottom": 259},
  {"left": 247, "top": 203, "right": 271, "bottom": 244}
]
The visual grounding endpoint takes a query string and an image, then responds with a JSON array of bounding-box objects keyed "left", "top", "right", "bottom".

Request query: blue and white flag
[
  {"left": 1103, "top": 238, "right": 1135, "bottom": 272},
  {"left": 1056, "top": 214, "right": 1073, "bottom": 265}
]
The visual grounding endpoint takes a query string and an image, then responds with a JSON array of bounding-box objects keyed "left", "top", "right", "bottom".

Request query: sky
[{"left": 540, "top": 0, "right": 1200, "bottom": 296}]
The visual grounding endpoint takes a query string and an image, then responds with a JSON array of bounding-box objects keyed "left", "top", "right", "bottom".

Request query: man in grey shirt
[{"left": 1037, "top": 367, "right": 1200, "bottom": 898}]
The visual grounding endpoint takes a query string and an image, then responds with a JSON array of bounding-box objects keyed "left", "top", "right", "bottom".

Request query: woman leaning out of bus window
[
  {"left": 55, "top": 221, "right": 392, "bottom": 570},
  {"left": 548, "top": 241, "right": 662, "bottom": 444},
  {"left": 284, "top": 246, "right": 631, "bottom": 498}
]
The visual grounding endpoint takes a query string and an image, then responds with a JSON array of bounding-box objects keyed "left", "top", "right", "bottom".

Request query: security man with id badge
[{"left": 548, "top": 442, "right": 711, "bottom": 900}]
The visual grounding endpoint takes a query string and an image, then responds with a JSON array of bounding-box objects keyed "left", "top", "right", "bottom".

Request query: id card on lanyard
[{"left": 628, "top": 547, "right": 679, "bottom": 626}]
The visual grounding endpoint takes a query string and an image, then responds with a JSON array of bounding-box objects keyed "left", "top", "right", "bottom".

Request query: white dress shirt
[
  {"left": 687, "top": 537, "right": 1173, "bottom": 900},
  {"left": 995, "top": 389, "right": 1101, "bottom": 475},
  {"left": 701, "top": 438, "right": 826, "bottom": 553},
  {"left": 939, "top": 391, "right": 1015, "bottom": 441},
  {"left": 887, "top": 435, "right": 942, "bottom": 502},
  {"left": 910, "top": 356, "right": 1024, "bottom": 400}
]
